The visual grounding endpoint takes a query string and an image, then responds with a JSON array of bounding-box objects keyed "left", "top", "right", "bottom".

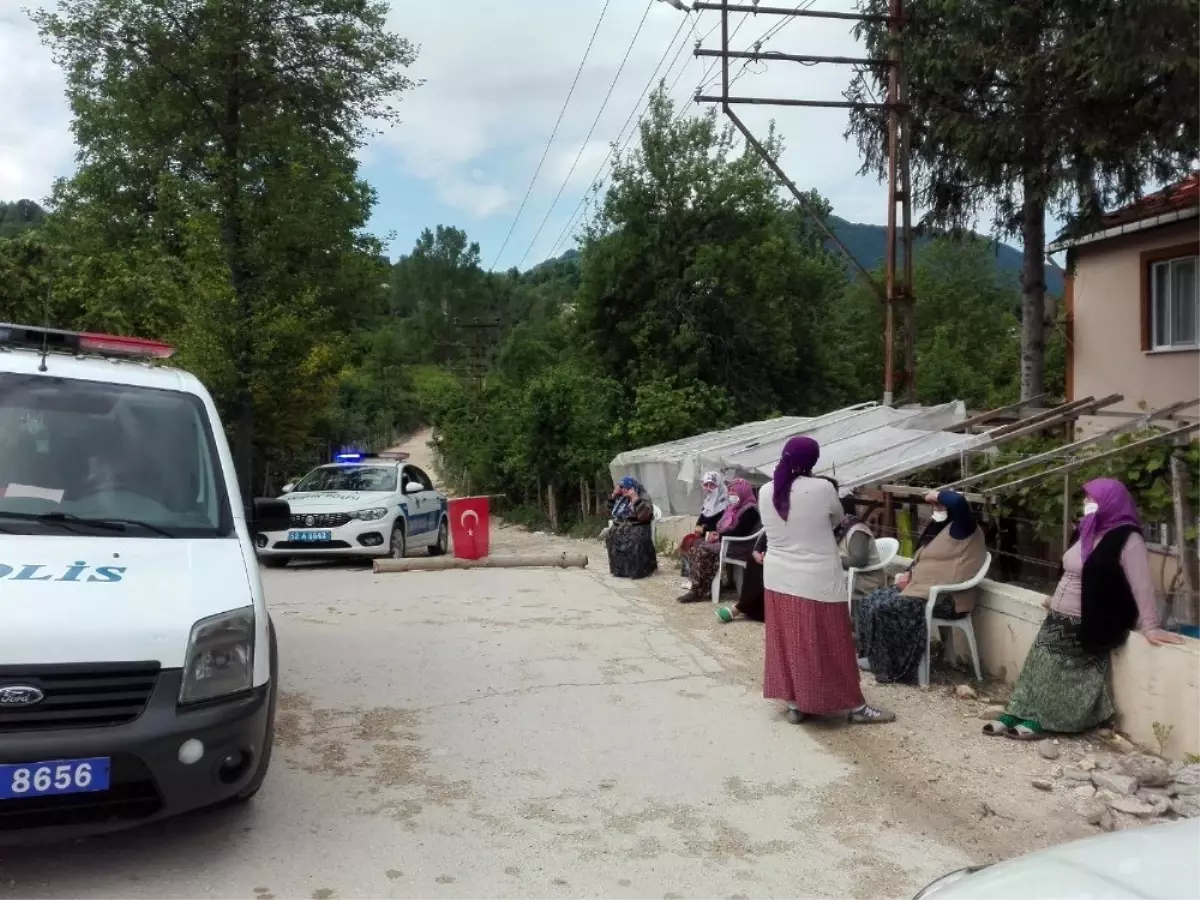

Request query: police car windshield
[
  {"left": 0, "top": 373, "right": 233, "bottom": 538},
  {"left": 294, "top": 465, "right": 397, "bottom": 493}
]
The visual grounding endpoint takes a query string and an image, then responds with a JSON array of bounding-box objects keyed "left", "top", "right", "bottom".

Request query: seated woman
[
  {"left": 985, "top": 478, "right": 1182, "bottom": 740},
  {"left": 855, "top": 489, "right": 986, "bottom": 683},
  {"left": 680, "top": 472, "right": 729, "bottom": 573},
  {"left": 605, "top": 476, "right": 658, "bottom": 579},
  {"left": 678, "top": 478, "right": 761, "bottom": 603},
  {"left": 833, "top": 493, "right": 882, "bottom": 600},
  {"left": 717, "top": 528, "right": 768, "bottom": 622},
  {"left": 694, "top": 471, "right": 729, "bottom": 536}
]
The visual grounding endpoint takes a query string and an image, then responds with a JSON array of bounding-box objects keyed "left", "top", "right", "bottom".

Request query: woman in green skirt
[{"left": 984, "top": 478, "right": 1183, "bottom": 740}]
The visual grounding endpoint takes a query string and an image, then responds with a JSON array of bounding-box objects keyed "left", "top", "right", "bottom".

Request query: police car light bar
[
  {"left": 335, "top": 451, "right": 365, "bottom": 462},
  {"left": 0, "top": 323, "right": 175, "bottom": 359}
]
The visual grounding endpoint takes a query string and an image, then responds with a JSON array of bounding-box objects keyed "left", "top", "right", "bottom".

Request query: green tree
[
  {"left": 845, "top": 0, "right": 1199, "bottom": 400},
  {"left": 830, "top": 237, "right": 1025, "bottom": 409},
  {"left": 34, "top": 0, "right": 418, "bottom": 495},
  {"left": 575, "top": 90, "right": 848, "bottom": 426}
]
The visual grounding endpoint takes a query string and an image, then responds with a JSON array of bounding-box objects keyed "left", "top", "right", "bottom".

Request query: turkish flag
[{"left": 448, "top": 496, "right": 490, "bottom": 560}]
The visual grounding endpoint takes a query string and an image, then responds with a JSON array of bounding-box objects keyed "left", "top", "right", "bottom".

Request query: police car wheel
[
  {"left": 429, "top": 518, "right": 449, "bottom": 557},
  {"left": 389, "top": 523, "right": 407, "bottom": 559}
]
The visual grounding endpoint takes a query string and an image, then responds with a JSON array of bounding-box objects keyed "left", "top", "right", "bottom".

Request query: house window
[{"left": 1150, "top": 255, "right": 1198, "bottom": 349}]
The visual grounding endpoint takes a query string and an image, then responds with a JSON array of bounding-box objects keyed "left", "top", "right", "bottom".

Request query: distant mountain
[
  {"left": 0, "top": 200, "right": 47, "bottom": 239},
  {"left": 825, "top": 215, "right": 1065, "bottom": 296},
  {"left": 534, "top": 217, "right": 1065, "bottom": 296}
]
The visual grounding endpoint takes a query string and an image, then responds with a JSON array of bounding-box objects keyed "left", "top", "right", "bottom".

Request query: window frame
[{"left": 1141, "top": 242, "right": 1200, "bottom": 353}]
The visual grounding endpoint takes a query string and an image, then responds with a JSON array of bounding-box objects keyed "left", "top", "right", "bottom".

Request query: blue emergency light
[{"left": 334, "top": 450, "right": 365, "bottom": 463}]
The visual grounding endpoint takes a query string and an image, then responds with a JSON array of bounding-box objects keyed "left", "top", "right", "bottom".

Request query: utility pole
[
  {"left": 690, "top": 0, "right": 915, "bottom": 405},
  {"left": 451, "top": 317, "right": 501, "bottom": 395}
]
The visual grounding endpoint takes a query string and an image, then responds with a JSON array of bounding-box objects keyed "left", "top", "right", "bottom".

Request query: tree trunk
[
  {"left": 547, "top": 482, "right": 559, "bottom": 532},
  {"left": 580, "top": 479, "right": 588, "bottom": 518},
  {"left": 1019, "top": 177, "right": 1047, "bottom": 401}
]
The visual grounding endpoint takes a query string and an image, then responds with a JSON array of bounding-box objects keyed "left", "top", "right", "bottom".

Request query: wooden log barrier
[{"left": 373, "top": 552, "right": 589, "bottom": 574}]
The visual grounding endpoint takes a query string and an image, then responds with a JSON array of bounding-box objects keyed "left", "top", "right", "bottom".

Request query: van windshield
[{"left": 0, "top": 372, "right": 233, "bottom": 538}]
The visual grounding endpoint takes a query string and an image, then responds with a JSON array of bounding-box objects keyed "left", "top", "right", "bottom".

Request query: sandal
[
  {"left": 982, "top": 714, "right": 1019, "bottom": 736},
  {"left": 676, "top": 591, "right": 702, "bottom": 604},
  {"left": 785, "top": 707, "right": 809, "bottom": 724},
  {"left": 847, "top": 705, "right": 895, "bottom": 725},
  {"left": 1007, "top": 721, "right": 1046, "bottom": 741}
]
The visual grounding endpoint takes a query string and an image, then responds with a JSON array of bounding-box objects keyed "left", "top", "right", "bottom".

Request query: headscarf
[
  {"left": 700, "top": 471, "right": 729, "bottom": 518},
  {"left": 717, "top": 478, "right": 758, "bottom": 533},
  {"left": 771, "top": 436, "right": 820, "bottom": 521},
  {"left": 612, "top": 476, "right": 647, "bottom": 520},
  {"left": 1078, "top": 477, "right": 1142, "bottom": 563}
]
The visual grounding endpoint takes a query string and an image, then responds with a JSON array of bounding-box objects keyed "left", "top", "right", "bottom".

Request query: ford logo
[{"left": 0, "top": 685, "right": 45, "bottom": 707}]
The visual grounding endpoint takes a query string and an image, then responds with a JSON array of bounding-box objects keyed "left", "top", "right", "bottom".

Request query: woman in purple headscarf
[
  {"left": 984, "top": 478, "right": 1183, "bottom": 740},
  {"left": 757, "top": 436, "right": 894, "bottom": 725}
]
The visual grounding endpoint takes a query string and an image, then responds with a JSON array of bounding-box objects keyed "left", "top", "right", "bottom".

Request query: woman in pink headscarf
[
  {"left": 677, "top": 478, "right": 762, "bottom": 603},
  {"left": 984, "top": 478, "right": 1183, "bottom": 740},
  {"left": 757, "top": 436, "right": 893, "bottom": 725}
]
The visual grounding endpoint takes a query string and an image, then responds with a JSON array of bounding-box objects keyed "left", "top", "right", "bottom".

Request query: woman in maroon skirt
[{"left": 757, "top": 436, "right": 894, "bottom": 725}]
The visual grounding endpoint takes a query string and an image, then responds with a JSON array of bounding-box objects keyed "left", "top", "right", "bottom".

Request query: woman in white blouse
[{"left": 758, "top": 436, "right": 894, "bottom": 725}]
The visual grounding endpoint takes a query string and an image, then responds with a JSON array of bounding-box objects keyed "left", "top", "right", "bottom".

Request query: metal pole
[
  {"left": 720, "top": 0, "right": 729, "bottom": 109},
  {"left": 883, "top": 0, "right": 901, "bottom": 406},
  {"left": 897, "top": 0, "right": 916, "bottom": 402}
]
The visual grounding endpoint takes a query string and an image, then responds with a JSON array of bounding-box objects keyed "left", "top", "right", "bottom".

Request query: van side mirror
[
  {"left": 404, "top": 481, "right": 423, "bottom": 494},
  {"left": 281, "top": 482, "right": 294, "bottom": 495},
  {"left": 252, "top": 498, "right": 291, "bottom": 533}
]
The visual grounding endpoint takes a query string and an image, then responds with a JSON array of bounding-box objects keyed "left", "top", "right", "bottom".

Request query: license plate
[
  {"left": 288, "top": 530, "right": 332, "bottom": 543},
  {"left": 0, "top": 757, "right": 111, "bottom": 800}
]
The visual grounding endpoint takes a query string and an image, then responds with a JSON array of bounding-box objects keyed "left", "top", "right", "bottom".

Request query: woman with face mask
[
  {"left": 854, "top": 489, "right": 988, "bottom": 684},
  {"left": 983, "top": 478, "right": 1183, "bottom": 740},
  {"left": 678, "top": 478, "right": 761, "bottom": 603}
]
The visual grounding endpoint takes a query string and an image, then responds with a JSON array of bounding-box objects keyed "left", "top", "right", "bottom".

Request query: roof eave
[{"left": 1047, "top": 207, "right": 1199, "bottom": 254}]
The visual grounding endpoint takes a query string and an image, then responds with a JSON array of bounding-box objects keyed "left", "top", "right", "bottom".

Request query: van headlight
[
  {"left": 179, "top": 607, "right": 255, "bottom": 704},
  {"left": 353, "top": 507, "right": 389, "bottom": 521}
]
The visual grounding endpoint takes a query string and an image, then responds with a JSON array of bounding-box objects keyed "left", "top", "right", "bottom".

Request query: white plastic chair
[
  {"left": 918, "top": 552, "right": 993, "bottom": 687},
  {"left": 847, "top": 536, "right": 900, "bottom": 609},
  {"left": 650, "top": 504, "right": 663, "bottom": 544},
  {"left": 711, "top": 528, "right": 765, "bottom": 603}
]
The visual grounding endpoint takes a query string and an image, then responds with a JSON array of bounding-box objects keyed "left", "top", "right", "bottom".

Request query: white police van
[
  {"left": 0, "top": 322, "right": 291, "bottom": 843},
  {"left": 255, "top": 452, "right": 449, "bottom": 565}
]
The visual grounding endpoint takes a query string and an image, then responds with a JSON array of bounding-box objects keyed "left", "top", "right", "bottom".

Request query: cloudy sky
[{"left": 4, "top": 0, "right": 1010, "bottom": 270}]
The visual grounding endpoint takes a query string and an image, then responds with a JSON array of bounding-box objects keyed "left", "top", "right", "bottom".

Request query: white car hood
[
  {"left": 0, "top": 535, "right": 254, "bottom": 668},
  {"left": 921, "top": 819, "right": 1200, "bottom": 899},
  {"left": 284, "top": 491, "right": 389, "bottom": 512}
]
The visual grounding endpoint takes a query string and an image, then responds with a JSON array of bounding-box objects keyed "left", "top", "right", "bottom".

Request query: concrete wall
[
  {"left": 1067, "top": 220, "right": 1200, "bottom": 437},
  {"left": 947, "top": 576, "right": 1200, "bottom": 760}
]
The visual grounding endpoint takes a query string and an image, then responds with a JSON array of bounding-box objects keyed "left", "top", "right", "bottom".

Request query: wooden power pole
[{"left": 693, "top": 0, "right": 916, "bottom": 404}]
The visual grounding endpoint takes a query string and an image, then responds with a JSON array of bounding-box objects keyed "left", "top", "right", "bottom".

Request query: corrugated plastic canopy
[{"left": 609, "top": 401, "right": 989, "bottom": 514}]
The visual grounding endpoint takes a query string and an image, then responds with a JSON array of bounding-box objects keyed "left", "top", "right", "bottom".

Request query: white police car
[
  {"left": 0, "top": 322, "right": 290, "bottom": 844},
  {"left": 255, "top": 452, "right": 449, "bottom": 565}
]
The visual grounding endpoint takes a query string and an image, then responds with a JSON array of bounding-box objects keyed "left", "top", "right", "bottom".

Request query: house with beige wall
[{"left": 1050, "top": 175, "right": 1200, "bottom": 436}]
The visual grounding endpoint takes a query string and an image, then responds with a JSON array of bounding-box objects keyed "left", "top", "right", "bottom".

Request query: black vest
[{"left": 1079, "top": 524, "right": 1142, "bottom": 655}]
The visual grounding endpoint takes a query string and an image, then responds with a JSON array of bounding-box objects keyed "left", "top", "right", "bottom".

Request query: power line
[
  {"left": 517, "top": 0, "right": 659, "bottom": 269},
  {"left": 548, "top": 10, "right": 753, "bottom": 258},
  {"left": 487, "top": 0, "right": 613, "bottom": 271},
  {"left": 547, "top": 9, "right": 705, "bottom": 258}
]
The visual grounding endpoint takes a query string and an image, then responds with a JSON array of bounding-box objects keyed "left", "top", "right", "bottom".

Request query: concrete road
[{"left": 0, "top": 561, "right": 972, "bottom": 899}]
